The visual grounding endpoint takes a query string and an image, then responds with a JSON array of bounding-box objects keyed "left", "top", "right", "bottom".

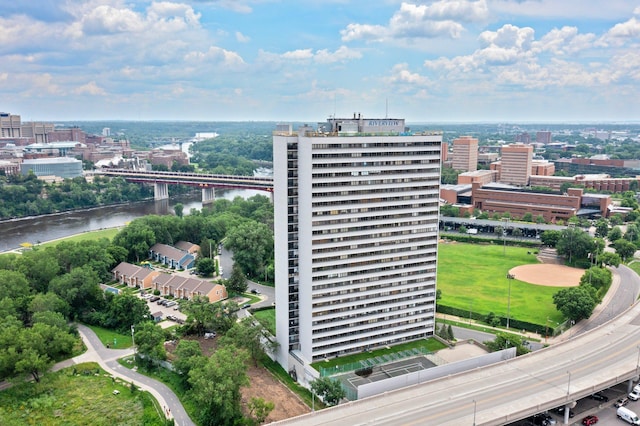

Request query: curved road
[
  {"left": 65, "top": 325, "right": 195, "bottom": 426},
  {"left": 271, "top": 265, "right": 640, "bottom": 426}
]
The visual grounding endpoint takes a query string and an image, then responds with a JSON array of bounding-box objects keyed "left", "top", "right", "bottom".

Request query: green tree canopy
[
  {"left": 226, "top": 263, "right": 248, "bottom": 295},
  {"left": 310, "top": 376, "right": 346, "bottom": 407},
  {"left": 484, "top": 333, "right": 530, "bottom": 356},
  {"left": 188, "top": 344, "right": 250, "bottom": 426},
  {"left": 225, "top": 220, "right": 274, "bottom": 280},
  {"left": 553, "top": 286, "right": 597, "bottom": 322}
]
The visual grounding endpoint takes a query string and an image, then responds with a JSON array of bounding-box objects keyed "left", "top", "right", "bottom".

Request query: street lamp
[
  {"left": 506, "top": 273, "right": 514, "bottom": 329},
  {"left": 636, "top": 346, "right": 640, "bottom": 376},
  {"left": 567, "top": 370, "right": 571, "bottom": 396},
  {"left": 472, "top": 399, "right": 477, "bottom": 426},
  {"left": 131, "top": 325, "right": 136, "bottom": 355},
  {"left": 502, "top": 218, "right": 510, "bottom": 256}
]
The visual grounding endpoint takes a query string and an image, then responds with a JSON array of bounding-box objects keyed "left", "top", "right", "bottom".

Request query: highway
[{"left": 272, "top": 267, "right": 640, "bottom": 426}]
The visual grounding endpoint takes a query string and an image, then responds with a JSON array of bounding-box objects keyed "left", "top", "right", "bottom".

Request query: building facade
[
  {"left": 273, "top": 116, "right": 441, "bottom": 370},
  {"left": 498, "top": 144, "right": 533, "bottom": 186},
  {"left": 451, "top": 136, "right": 478, "bottom": 172}
]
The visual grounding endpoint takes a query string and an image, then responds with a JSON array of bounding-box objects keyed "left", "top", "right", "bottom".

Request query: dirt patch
[
  {"left": 166, "top": 337, "right": 309, "bottom": 422},
  {"left": 241, "top": 365, "right": 310, "bottom": 422},
  {"left": 509, "top": 264, "right": 583, "bottom": 287}
]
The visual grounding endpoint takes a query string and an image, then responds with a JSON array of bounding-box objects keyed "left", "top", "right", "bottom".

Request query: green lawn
[
  {"left": 438, "top": 242, "right": 566, "bottom": 325},
  {"left": 38, "top": 228, "right": 121, "bottom": 248},
  {"left": 253, "top": 308, "right": 276, "bottom": 335},
  {"left": 85, "top": 324, "right": 133, "bottom": 349},
  {"left": 0, "top": 362, "right": 164, "bottom": 426}
]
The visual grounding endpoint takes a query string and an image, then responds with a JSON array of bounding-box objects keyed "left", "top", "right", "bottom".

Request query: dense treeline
[
  {"left": 0, "top": 174, "right": 154, "bottom": 220},
  {"left": 191, "top": 133, "right": 272, "bottom": 175},
  {"left": 0, "top": 194, "right": 274, "bottom": 384}
]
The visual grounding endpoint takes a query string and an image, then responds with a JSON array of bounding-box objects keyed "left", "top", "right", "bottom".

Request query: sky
[{"left": 1, "top": 0, "right": 640, "bottom": 123}]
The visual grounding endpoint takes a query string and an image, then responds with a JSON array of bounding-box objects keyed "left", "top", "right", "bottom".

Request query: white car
[
  {"left": 634, "top": 384, "right": 640, "bottom": 394},
  {"left": 629, "top": 389, "right": 640, "bottom": 401}
]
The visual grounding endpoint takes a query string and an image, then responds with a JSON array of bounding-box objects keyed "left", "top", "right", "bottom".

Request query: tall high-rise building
[
  {"left": 273, "top": 116, "right": 442, "bottom": 371},
  {"left": 452, "top": 136, "right": 478, "bottom": 172},
  {"left": 499, "top": 143, "right": 533, "bottom": 186},
  {"left": 536, "top": 131, "right": 552, "bottom": 144},
  {"left": 0, "top": 112, "right": 21, "bottom": 138}
]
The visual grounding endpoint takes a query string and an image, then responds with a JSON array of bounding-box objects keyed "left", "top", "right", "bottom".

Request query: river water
[{"left": 0, "top": 187, "right": 264, "bottom": 252}]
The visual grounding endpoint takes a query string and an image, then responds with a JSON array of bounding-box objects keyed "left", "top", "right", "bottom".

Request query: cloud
[
  {"left": 73, "top": 81, "right": 107, "bottom": 96},
  {"left": 600, "top": 17, "right": 640, "bottom": 46},
  {"left": 341, "top": 0, "right": 488, "bottom": 42},
  {"left": 277, "top": 46, "right": 362, "bottom": 64},
  {"left": 189, "top": 0, "right": 255, "bottom": 14},
  {"left": 236, "top": 31, "right": 250, "bottom": 43},
  {"left": 385, "top": 63, "right": 431, "bottom": 87},
  {"left": 533, "top": 26, "right": 596, "bottom": 55},
  {"left": 184, "top": 46, "right": 246, "bottom": 69}
]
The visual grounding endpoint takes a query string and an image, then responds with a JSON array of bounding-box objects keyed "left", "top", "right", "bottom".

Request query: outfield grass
[
  {"left": 85, "top": 324, "right": 133, "bottom": 349},
  {"left": 438, "top": 242, "right": 566, "bottom": 326},
  {"left": 0, "top": 362, "right": 163, "bottom": 426}
]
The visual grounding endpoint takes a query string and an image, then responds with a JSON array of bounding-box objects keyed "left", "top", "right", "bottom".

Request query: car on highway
[
  {"left": 630, "top": 389, "right": 640, "bottom": 401},
  {"left": 589, "top": 392, "right": 609, "bottom": 402},
  {"left": 616, "top": 397, "right": 630, "bottom": 408},
  {"left": 581, "top": 415, "right": 598, "bottom": 425}
]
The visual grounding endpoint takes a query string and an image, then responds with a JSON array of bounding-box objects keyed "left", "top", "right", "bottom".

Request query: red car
[{"left": 582, "top": 415, "right": 598, "bottom": 425}]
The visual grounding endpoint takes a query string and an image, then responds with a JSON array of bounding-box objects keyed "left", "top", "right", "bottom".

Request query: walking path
[{"left": 63, "top": 324, "right": 195, "bottom": 426}]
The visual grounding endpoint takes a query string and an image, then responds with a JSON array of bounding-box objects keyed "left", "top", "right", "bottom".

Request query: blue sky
[{"left": 1, "top": 0, "right": 639, "bottom": 122}]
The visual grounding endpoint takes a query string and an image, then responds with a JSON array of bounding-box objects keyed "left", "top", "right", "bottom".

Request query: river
[{"left": 0, "top": 187, "right": 265, "bottom": 252}]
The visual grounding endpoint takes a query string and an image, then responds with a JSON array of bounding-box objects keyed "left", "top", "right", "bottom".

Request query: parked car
[
  {"left": 634, "top": 384, "right": 640, "bottom": 394},
  {"left": 165, "top": 301, "right": 177, "bottom": 307},
  {"left": 156, "top": 298, "right": 165, "bottom": 305},
  {"left": 149, "top": 296, "right": 160, "bottom": 302},
  {"left": 616, "top": 397, "right": 630, "bottom": 408},
  {"left": 553, "top": 406, "right": 574, "bottom": 418},
  {"left": 242, "top": 303, "right": 251, "bottom": 309},
  {"left": 629, "top": 389, "right": 640, "bottom": 401},
  {"left": 250, "top": 289, "right": 261, "bottom": 294},
  {"left": 531, "top": 414, "right": 549, "bottom": 425},
  {"left": 166, "top": 315, "right": 177, "bottom": 321},
  {"left": 582, "top": 415, "right": 598, "bottom": 425},
  {"left": 589, "top": 392, "right": 609, "bottom": 402},
  {"left": 204, "top": 332, "right": 216, "bottom": 339}
]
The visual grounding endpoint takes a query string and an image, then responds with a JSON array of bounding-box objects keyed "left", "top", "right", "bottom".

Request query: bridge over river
[{"left": 98, "top": 169, "right": 274, "bottom": 203}]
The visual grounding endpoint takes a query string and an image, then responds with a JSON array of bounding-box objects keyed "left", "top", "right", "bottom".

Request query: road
[{"left": 69, "top": 325, "right": 196, "bottom": 426}]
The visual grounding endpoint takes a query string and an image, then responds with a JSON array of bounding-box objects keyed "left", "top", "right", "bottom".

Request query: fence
[{"left": 319, "top": 347, "right": 431, "bottom": 378}]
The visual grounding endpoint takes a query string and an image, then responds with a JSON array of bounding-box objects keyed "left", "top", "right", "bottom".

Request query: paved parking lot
[{"left": 138, "top": 293, "right": 187, "bottom": 328}]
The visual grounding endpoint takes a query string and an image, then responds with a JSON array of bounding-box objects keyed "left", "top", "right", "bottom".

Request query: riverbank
[{"left": 0, "top": 226, "right": 124, "bottom": 255}]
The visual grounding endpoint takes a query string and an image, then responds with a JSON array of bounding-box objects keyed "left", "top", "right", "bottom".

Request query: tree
[
  {"left": 196, "top": 257, "right": 216, "bottom": 277},
  {"left": 553, "top": 286, "right": 597, "bottom": 322},
  {"left": 310, "top": 376, "right": 345, "bottom": 407},
  {"left": 113, "top": 221, "right": 157, "bottom": 263},
  {"left": 555, "top": 227, "right": 593, "bottom": 265},
  {"left": 246, "top": 397, "right": 275, "bottom": 426},
  {"left": 484, "top": 333, "right": 530, "bottom": 356},
  {"left": 226, "top": 263, "right": 248, "bottom": 295},
  {"left": 608, "top": 226, "right": 623, "bottom": 242},
  {"left": 188, "top": 344, "right": 249, "bottom": 426},
  {"left": 594, "top": 219, "right": 609, "bottom": 238},
  {"left": 540, "top": 230, "right": 561, "bottom": 247},
  {"left": 103, "top": 293, "right": 151, "bottom": 332},
  {"left": 182, "top": 297, "right": 238, "bottom": 335},
  {"left": 598, "top": 251, "right": 621, "bottom": 267},
  {"left": 458, "top": 225, "right": 467, "bottom": 234},
  {"left": 174, "top": 203, "right": 184, "bottom": 218},
  {"left": 173, "top": 339, "right": 205, "bottom": 387},
  {"left": 219, "top": 318, "right": 268, "bottom": 367},
  {"left": 613, "top": 239, "right": 636, "bottom": 261},
  {"left": 15, "top": 249, "right": 60, "bottom": 293},
  {"left": 521, "top": 212, "right": 533, "bottom": 222},
  {"left": 134, "top": 321, "right": 166, "bottom": 363},
  {"left": 49, "top": 265, "right": 104, "bottom": 319},
  {"left": 579, "top": 267, "right": 612, "bottom": 290},
  {"left": 225, "top": 220, "right": 273, "bottom": 279},
  {"left": 625, "top": 223, "right": 640, "bottom": 244}
]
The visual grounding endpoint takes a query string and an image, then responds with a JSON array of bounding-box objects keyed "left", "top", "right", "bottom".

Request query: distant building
[
  {"left": 452, "top": 136, "right": 478, "bottom": 172},
  {"left": 496, "top": 144, "right": 533, "bottom": 185},
  {"left": 536, "top": 131, "right": 552, "bottom": 144},
  {"left": 457, "top": 169, "right": 498, "bottom": 186},
  {"left": 150, "top": 273, "right": 228, "bottom": 303},
  {"left": 148, "top": 243, "right": 196, "bottom": 270},
  {"left": 0, "top": 112, "right": 21, "bottom": 138},
  {"left": 514, "top": 132, "right": 531, "bottom": 143},
  {"left": 112, "top": 262, "right": 160, "bottom": 289},
  {"left": 21, "top": 157, "right": 83, "bottom": 179}
]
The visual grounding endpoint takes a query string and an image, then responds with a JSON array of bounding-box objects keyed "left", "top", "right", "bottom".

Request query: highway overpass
[{"left": 272, "top": 270, "right": 640, "bottom": 426}]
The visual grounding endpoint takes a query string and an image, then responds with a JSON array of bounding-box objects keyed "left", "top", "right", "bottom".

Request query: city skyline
[{"left": 1, "top": 1, "right": 639, "bottom": 122}]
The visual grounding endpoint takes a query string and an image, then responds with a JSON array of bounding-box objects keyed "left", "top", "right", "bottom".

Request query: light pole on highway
[
  {"left": 567, "top": 371, "right": 571, "bottom": 396},
  {"left": 472, "top": 399, "right": 477, "bottom": 426},
  {"left": 636, "top": 346, "right": 640, "bottom": 376}
]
